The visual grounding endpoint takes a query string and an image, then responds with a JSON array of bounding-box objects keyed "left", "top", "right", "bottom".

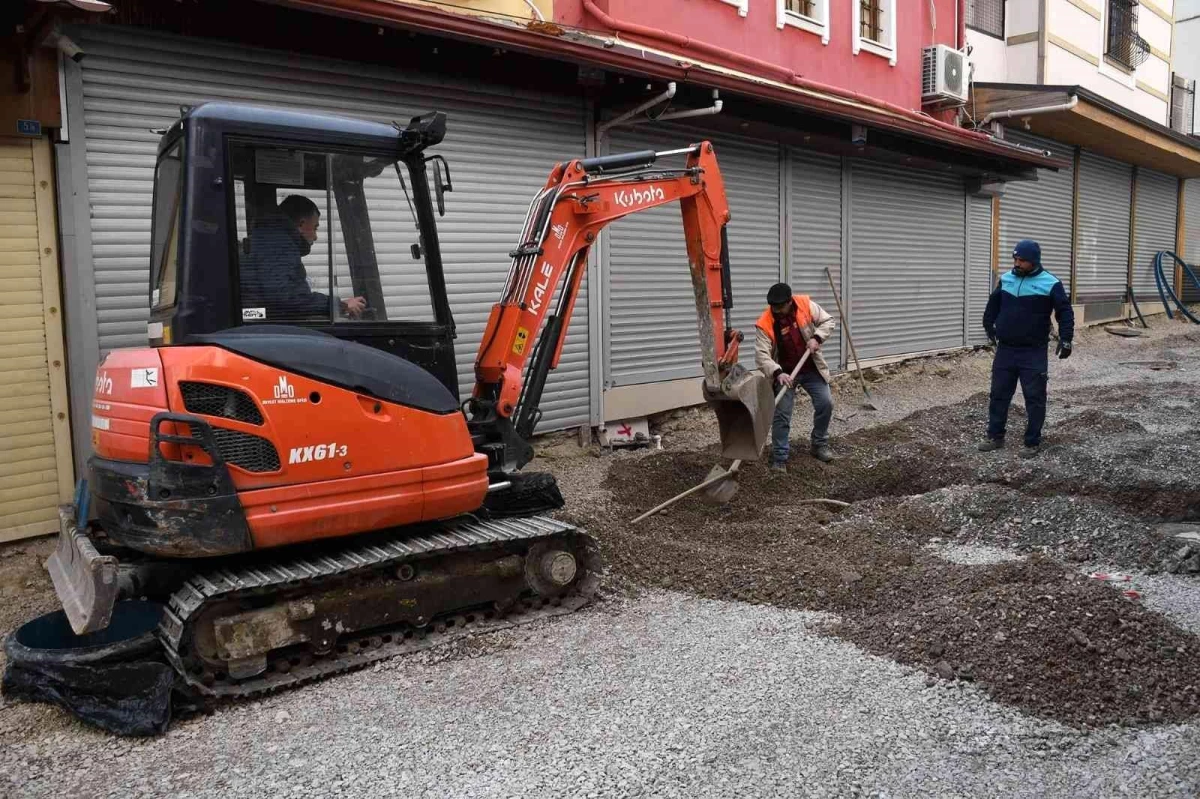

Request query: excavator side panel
[{"left": 89, "top": 345, "right": 488, "bottom": 556}]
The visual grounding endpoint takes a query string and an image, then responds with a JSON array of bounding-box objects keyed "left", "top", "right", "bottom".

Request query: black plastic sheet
[{"left": 2, "top": 601, "right": 175, "bottom": 736}]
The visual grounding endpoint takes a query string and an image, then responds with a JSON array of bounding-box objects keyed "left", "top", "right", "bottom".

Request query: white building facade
[{"left": 967, "top": 0, "right": 1174, "bottom": 124}]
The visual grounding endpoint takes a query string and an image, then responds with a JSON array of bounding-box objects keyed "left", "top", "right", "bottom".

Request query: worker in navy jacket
[{"left": 980, "top": 239, "right": 1075, "bottom": 458}]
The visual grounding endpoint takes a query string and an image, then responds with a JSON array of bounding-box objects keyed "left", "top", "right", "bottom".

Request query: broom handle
[{"left": 823, "top": 268, "right": 870, "bottom": 395}]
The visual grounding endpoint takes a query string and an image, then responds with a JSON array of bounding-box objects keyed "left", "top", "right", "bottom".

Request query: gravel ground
[
  {"left": 931, "top": 543, "right": 1027, "bottom": 565},
  {"left": 4, "top": 313, "right": 1200, "bottom": 796},
  {"left": 6, "top": 593, "right": 1200, "bottom": 799}
]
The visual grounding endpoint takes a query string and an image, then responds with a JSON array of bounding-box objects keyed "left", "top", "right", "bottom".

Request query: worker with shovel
[
  {"left": 755, "top": 283, "right": 838, "bottom": 472},
  {"left": 980, "top": 239, "right": 1075, "bottom": 458}
]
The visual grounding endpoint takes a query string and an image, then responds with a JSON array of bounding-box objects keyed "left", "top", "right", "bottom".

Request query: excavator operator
[{"left": 241, "top": 194, "right": 367, "bottom": 321}]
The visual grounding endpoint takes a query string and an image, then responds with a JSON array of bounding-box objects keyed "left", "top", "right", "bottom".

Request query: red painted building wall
[{"left": 556, "top": 0, "right": 961, "bottom": 112}]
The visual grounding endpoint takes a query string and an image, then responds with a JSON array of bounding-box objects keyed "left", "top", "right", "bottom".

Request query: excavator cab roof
[{"left": 159, "top": 101, "right": 447, "bottom": 158}]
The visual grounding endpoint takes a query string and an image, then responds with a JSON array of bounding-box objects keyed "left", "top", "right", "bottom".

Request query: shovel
[
  {"left": 631, "top": 350, "right": 812, "bottom": 525},
  {"left": 823, "top": 267, "right": 879, "bottom": 411}
]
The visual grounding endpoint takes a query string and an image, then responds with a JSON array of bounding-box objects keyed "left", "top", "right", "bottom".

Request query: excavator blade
[{"left": 702, "top": 366, "right": 775, "bottom": 462}]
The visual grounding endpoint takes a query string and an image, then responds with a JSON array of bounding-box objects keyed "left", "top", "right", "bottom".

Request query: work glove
[
  {"left": 986, "top": 332, "right": 997, "bottom": 347},
  {"left": 1056, "top": 340, "right": 1073, "bottom": 359}
]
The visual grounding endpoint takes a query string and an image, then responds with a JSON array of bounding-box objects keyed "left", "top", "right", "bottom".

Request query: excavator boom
[{"left": 468, "top": 143, "right": 773, "bottom": 469}]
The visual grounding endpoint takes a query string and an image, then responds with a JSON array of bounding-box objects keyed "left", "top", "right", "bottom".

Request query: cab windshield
[{"left": 227, "top": 142, "right": 436, "bottom": 325}]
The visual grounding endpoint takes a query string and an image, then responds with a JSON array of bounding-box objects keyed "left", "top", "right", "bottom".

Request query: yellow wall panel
[
  {"left": 0, "top": 512, "right": 59, "bottom": 543},
  {"left": 0, "top": 455, "right": 58, "bottom": 479},
  {"left": 0, "top": 440, "right": 56, "bottom": 464},
  {"left": 0, "top": 137, "right": 71, "bottom": 542},
  {"left": 0, "top": 490, "right": 62, "bottom": 517},
  {"left": 0, "top": 382, "right": 51, "bottom": 400},
  {"left": 0, "top": 326, "right": 48, "bottom": 345}
]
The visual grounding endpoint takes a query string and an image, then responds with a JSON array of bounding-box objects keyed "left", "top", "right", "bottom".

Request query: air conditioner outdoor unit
[{"left": 922, "top": 45, "right": 968, "bottom": 107}]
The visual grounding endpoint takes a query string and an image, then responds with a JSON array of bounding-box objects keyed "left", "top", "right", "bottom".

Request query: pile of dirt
[
  {"left": 578, "top": 380, "right": 1200, "bottom": 728},
  {"left": 841, "top": 557, "right": 1200, "bottom": 727}
]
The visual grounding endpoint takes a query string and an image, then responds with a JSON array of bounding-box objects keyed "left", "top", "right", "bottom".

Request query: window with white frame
[
  {"left": 853, "top": 0, "right": 896, "bottom": 65},
  {"left": 777, "top": 0, "right": 830, "bottom": 44},
  {"left": 718, "top": 0, "right": 749, "bottom": 16}
]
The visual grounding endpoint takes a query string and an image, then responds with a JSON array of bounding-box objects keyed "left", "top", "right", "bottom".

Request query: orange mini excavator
[{"left": 46, "top": 102, "right": 772, "bottom": 697}]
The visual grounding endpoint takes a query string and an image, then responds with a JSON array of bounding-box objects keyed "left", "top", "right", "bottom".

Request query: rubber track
[{"left": 157, "top": 514, "right": 600, "bottom": 699}]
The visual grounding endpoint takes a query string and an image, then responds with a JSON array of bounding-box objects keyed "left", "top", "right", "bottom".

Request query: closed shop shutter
[
  {"left": 967, "top": 195, "right": 995, "bottom": 346},
  {"left": 997, "top": 131, "right": 1074, "bottom": 296},
  {"left": 788, "top": 149, "right": 843, "bottom": 370},
  {"left": 848, "top": 161, "right": 967, "bottom": 360},
  {"left": 0, "top": 137, "right": 73, "bottom": 541},
  {"left": 605, "top": 127, "right": 780, "bottom": 386},
  {"left": 1132, "top": 169, "right": 1178, "bottom": 303},
  {"left": 69, "top": 26, "right": 589, "bottom": 430},
  {"left": 1183, "top": 180, "right": 1200, "bottom": 303},
  {"left": 1076, "top": 150, "right": 1133, "bottom": 303}
]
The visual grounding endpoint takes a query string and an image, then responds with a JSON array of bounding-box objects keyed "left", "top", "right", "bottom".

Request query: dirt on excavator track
[{"left": 571, "top": 374, "right": 1200, "bottom": 729}]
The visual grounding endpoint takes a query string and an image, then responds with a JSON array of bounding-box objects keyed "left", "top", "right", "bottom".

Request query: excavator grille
[
  {"left": 180, "top": 382, "right": 265, "bottom": 425},
  {"left": 186, "top": 425, "right": 282, "bottom": 473}
]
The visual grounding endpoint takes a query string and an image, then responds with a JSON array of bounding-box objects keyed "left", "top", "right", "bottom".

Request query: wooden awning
[{"left": 972, "top": 84, "right": 1200, "bottom": 178}]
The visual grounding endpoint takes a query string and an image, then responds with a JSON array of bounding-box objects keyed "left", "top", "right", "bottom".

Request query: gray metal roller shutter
[
  {"left": 70, "top": 26, "right": 589, "bottom": 430},
  {"left": 1132, "top": 169, "right": 1177, "bottom": 302},
  {"left": 848, "top": 161, "right": 966, "bottom": 360},
  {"left": 605, "top": 127, "right": 780, "bottom": 386},
  {"left": 788, "top": 149, "right": 843, "bottom": 370},
  {"left": 1183, "top": 180, "right": 1200, "bottom": 303},
  {"left": 1076, "top": 150, "right": 1132, "bottom": 303},
  {"left": 967, "top": 196, "right": 995, "bottom": 346},
  {"left": 997, "top": 131, "right": 1074, "bottom": 295}
]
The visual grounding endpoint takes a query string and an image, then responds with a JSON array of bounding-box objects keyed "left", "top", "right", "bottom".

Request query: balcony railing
[{"left": 1105, "top": 0, "right": 1150, "bottom": 71}]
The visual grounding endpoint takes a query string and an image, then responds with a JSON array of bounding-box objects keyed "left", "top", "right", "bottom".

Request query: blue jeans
[
  {"left": 987, "top": 344, "right": 1048, "bottom": 447},
  {"left": 770, "top": 369, "right": 833, "bottom": 465}
]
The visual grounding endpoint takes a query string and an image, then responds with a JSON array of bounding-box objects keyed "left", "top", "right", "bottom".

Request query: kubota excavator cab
[{"left": 148, "top": 102, "right": 460, "bottom": 393}]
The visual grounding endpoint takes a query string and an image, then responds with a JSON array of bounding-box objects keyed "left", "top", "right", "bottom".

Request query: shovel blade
[
  {"left": 699, "top": 465, "right": 739, "bottom": 505},
  {"left": 703, "top": 367, "right": 775, "bottom": 462}
]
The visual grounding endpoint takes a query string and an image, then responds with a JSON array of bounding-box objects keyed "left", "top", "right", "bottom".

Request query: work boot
[
  {"left": 1020, "top": 444, "right": 1040, "bottom": 459},
  {"left": 978, "top": 438, "right": 1004, "bottom": 452},
  {"left": 811, "top": 445, "right": 835, "bottom": 463},
  {"left": 769, "top": 462, "right": 788, "bottom": 475}
]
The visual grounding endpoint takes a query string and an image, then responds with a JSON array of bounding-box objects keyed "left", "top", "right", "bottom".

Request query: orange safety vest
[{"left": 755, "top": 294, "right": 814, "bottom": 343}]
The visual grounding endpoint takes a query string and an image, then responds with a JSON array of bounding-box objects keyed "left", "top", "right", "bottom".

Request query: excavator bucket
[{"left": 702, "top": 366, "right": 775, "bottom": 462}]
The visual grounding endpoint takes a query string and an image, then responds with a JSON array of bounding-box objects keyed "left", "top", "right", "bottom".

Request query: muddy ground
[{"left": 560, "top": 327, "right": 1200, "bottom": 730}]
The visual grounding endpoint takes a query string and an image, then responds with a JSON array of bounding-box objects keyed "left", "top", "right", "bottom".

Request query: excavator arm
[{"left": 468, "top": 143, "right": 772, "bottom": 472}]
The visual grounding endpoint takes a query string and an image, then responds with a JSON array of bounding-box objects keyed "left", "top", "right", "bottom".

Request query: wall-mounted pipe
[
  {"left": 522, "top": 0, "right": 545, "bottom": 23},
  {"left": 957, "top": 0, "right": 965, "bottom": 51},
  {"left": 650, "top": 98, "right": 723, "bottom": 123},
  {"left": 597, "top": 81, "right": 677, "bottom": 137},
  {"left": 615, "top": 89, "right": 723, "bottom": 128},
  {"left": 980, "top": 94, "right": 1078, "bottom": 127}
]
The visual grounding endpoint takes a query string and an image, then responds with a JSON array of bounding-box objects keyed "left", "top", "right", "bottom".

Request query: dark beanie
[
  {"left": 1012, "top": 239, "right": 1041, "bottom": 267},
  {"left": 767, "top": 282, "right": 792, "bottom": 305}
]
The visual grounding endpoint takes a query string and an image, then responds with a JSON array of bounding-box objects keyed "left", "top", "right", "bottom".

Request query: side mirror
[
  {"left": 425, "top": 155, "right": 453, "bottom": 218},
  {"left": 432, "top": 160, "right": 446, "bottom": 217}
]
